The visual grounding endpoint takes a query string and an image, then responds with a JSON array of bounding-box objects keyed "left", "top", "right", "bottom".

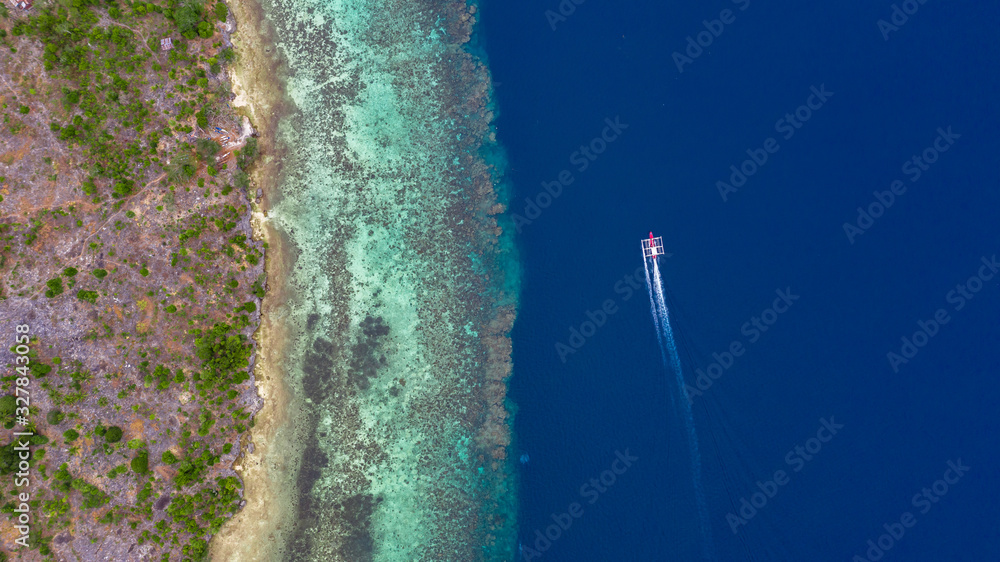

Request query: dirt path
[
  {"left": 76, "top": 171, "right": 167, "bottom": 260},
  {"left": 104, "top": 19, "right": 155, "bottom": 56},
  {"left": 0, "top": 75, "right": 19, "bottom": 98}
]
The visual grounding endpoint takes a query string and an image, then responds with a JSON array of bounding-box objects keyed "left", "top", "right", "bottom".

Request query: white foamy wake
[{"left": 647, "top": 257, "right": 714, "bottom": 560}]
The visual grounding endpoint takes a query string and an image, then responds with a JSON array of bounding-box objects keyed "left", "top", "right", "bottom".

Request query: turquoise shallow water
[{"left": 254, "top": 0, "right": 518, "bottom": 559}]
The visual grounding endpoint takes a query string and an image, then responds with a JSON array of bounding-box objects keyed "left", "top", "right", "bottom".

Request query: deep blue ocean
[{"left": 482, "top": 1, "right": 1000, "bottom": 560}]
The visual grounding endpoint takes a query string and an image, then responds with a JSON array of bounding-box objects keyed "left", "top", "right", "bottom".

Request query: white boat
[{"left": 641, "top": 232, "right": 664, "bottom": 259}]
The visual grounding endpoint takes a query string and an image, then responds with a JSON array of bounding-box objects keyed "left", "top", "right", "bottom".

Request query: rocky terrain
[{"left": 0, "top": 0, "right": 265, "bottom": 558}]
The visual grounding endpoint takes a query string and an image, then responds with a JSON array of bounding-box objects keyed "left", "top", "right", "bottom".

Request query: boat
[{"left": 641, "top": 232, "right": 664, "bottom": 259}]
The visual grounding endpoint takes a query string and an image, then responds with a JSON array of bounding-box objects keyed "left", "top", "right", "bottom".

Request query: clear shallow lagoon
[{"left": 247, "top": 1, "right": 519, "bottom": 559}]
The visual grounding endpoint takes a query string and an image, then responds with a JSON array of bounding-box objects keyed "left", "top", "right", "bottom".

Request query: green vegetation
[
  {"left": 0, "top": 0, "right": 264, "bottom": 554},
  {"left": 131, "top": 451, "right": 149, "bottom": 474},
  {"left": 104, "top": 426, "right": 123, "bottom": 443},
  {"left": 72, "top": 478, "right": 110, "bottom": 508},
  {"left": 214, "top": 1, "right": 227, "bottom": 22},
  {"left": 30, "top": 361, "right": 52, "bottom": 378},
  {"left": 190, "top": 323, "right": 252, "bottom": 401},
  {"left": 46, "top": 409, "right": 66, "bottom": 425},
  {"left": 195, "top": 138, "right": 219, "bottom": 161},
  {"left": 0, "top": 396, "right": 16, "bottom": 427},
  {"left": 0, "top": 435, "right": 48, "bottom": 474},
  {"left": 13, "top": 0, "right": 226, "bottom": 203},
  {"left": 45, "top": 277, "right": 64, "bottom": 298},
  {"left": 77, "top": 290, "right": 99, "bottom": 304}
]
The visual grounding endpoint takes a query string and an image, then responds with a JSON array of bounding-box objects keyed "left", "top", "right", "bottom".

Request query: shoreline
[
  {"left": 212, "top": 0, "right": 520, "bottom": 558},
  {"left": 210, "top": 0, "right": 300, "bottom": 558}
]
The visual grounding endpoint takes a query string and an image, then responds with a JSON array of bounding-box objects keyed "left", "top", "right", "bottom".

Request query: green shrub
[
  {"left": 184, "top": 538, "right": 208, "bottom": 560},
  {"left": 112, "top": 180, "right": 135, "bottom": 198},
  {"left": 52, "top": 464, "right": 73, "bottom": 492},
  {"left": 196, "top": 409, "right": 214, "bottom": 436},
  {"left": 77, "top": 290, "right": 99, "bottom": 304},
  {"left": 214, "top": 2, "right": 227, "bottom": 21},
  {"left": 29, "top": 362, "right": 51, "bottom": 377},
  {"left": 92, "top": 269, "right": 108, "bottom": 279},
  {"left": 162, "top": 450, "right": 178, "bottom": 464},
  {"left": 104, "top": 426, "right": 123, "bottom": 443},
  {"left": 233, "top": 170, "right": 249, "bottom": 191},
  {"left": 63, "top": 267, "right": 78, "bottom": 277},
  {"left": 63, "top": 429, "right": 80, "bottom": 443},
  {"left": 62, "top": 88, "right": 81, "bottom": 107},
  {"left": 237, "top": 137, "right": 258, "bottom": 169},
  {"left": 0, "top": 395, "right": 14, "bottom": 416},
  {"left": 72, "top": 478, "right": 109, "bottom": 508},
  {"left": 45, "top": 278, "right": 65, "bottom": 298},
  {"left": 197, "top": 20, "right": 213, "bottom": 39},
  {"left": 131, "top": 452, "right": 149, "bottom": 474},
  {"left": 46, "top": 409, "right": 65, "bottom": 425},
  {"left": 251, "top": 279, "right": 265, "bottom": 298},
  {"left": 194, "top": 323, "right": 251, "bottom": 386},
  {"left": 195, "top": 138, "right": 219, "bottom": 162}
]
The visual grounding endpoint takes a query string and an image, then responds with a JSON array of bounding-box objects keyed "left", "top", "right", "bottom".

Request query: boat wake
[{"left": 643, "top": 234, "right": 714, "bottom": 560}]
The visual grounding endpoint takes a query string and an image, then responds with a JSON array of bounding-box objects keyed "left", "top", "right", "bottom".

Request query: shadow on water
[{"left": 289, "top": 312, "right": 392, "bottom": 561}]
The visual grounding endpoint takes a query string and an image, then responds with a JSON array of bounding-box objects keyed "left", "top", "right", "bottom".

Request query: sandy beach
[{"left": 210, "top": 0, "right": 301, "bottom": 558}]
